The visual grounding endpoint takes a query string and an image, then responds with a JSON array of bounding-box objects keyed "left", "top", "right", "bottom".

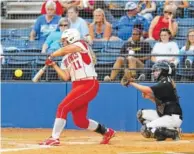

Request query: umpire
[{"left": 122, "top": 61, "right": 183, "bottom": 141}]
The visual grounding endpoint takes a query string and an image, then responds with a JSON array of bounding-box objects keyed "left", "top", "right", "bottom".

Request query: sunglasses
[
  {"left": 59, "top": 24, "right": 68, "bottom": 27},
  {"left": 164, "top": 11, "right": 172, "bottom": 15}
]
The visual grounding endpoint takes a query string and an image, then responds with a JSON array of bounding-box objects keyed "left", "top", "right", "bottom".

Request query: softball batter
[{"left": 39, "top": 28, "right": 115, "bottom": 145}]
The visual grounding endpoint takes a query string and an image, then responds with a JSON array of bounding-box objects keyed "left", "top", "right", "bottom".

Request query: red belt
[{"left": 76, "top": 77, "right": 97, "bottom": 81}]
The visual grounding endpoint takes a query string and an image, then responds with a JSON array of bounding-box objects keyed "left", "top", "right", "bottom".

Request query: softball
[{"left": 14, "top": 69, "right": 23, "bottom": 78}]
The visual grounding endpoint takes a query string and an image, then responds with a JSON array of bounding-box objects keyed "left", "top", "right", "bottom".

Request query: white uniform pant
[{"left": 142, "top": 109, "right": 182, "bottom": 129}]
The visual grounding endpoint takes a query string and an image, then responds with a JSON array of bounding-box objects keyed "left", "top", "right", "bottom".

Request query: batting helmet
[
  {"left": 61, "top": 28, "right": 80, "bottom": 44},
  {"left": 152, "top": 61, "right": 172, "bottom": 81}
]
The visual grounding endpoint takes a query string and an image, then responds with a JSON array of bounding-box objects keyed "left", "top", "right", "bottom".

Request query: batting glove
[{"left": 45, "top": 56, "right": 55, "bottom": 66}]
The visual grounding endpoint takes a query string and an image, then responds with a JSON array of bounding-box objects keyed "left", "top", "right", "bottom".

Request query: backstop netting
[{"left": 1, "top": 0, "right": 194, "bottom": 82}]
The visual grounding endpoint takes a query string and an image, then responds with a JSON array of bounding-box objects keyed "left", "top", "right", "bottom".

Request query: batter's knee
[
  {"left": 73, "top": 117, "right": 89, "bottom": 129},
  {"left": 137, "top": 109, "right": 145, "bottom": 125}
]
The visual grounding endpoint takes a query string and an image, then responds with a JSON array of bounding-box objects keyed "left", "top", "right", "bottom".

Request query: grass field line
[{"left": 0, "top": 144, "right": 54, "bottom": 153}]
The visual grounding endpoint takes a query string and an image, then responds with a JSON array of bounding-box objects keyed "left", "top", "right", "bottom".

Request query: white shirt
[
  {"left": 152, "top": 41, "right": 179, "bottom": 65},
  {"left": 0, "top": 44, "right": 5, "bottom": 65},
  {"left": 70, "top": 17, "right": 89, "bottom": 38},
  {"left": 60, "top": 40, "right": 97, "bottom": 81}
]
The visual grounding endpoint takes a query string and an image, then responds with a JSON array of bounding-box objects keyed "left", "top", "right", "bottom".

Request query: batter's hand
[{"left": 45, "top": 56, "right": 55, "bottom": 66}]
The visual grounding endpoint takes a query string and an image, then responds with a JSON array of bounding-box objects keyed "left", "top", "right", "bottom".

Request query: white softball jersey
[{"left": 60, "top": 40, "right": 97, "bottom": 81}]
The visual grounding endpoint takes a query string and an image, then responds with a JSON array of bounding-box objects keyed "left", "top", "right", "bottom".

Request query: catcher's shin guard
[
  {"left": 137, "top": 109, "right": 146, "bottom": 125},
  {"left": 140, "top": 125, "right": 153, "bottom": 138}
]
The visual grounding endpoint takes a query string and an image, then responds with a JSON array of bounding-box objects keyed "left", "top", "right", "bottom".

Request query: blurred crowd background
[{"left": 1, "top": 0, "right": 194, "bottom": 82}]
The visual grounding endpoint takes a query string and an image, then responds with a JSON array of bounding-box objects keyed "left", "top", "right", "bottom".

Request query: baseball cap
[{"left": 124, "top": 2, "right": 137, "bottom": 11}]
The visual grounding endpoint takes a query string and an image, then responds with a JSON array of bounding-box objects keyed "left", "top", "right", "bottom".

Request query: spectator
[
  {"left": 67, "top": 6, "right": 92, "bottom": 43},
  {"left": 164, "top": 0, "right": 189, "bottom": 18},
  {"left": 137, "top": 0, "right": 156, "bottom": 23},
  {"left": 41, "top": 0, "right": 64, "bottom": 16},
  {"left": 89, "top": 8, "right": 112, "bottom": 41},
  {"left": 148, "top": 5, "right": 178, "bottom": 41},
  {"left": 78, "top": 0, "right": 95, "bottom": 13},
  {"left": 142, "top": 28, "right": 179, "bottom": 80},
  {"left": 180, "top": 29, "right": 194, "bottom": 68},
  {"left": 104, "top": 28, "right": 152, "bottom": 82},
  {"left": 178, "top": 29, "right": 194, "bottom": 80},
  {"left": 41, "top": 17, "right": 70, "bottom": 54},
  {"left": 111, "top": 2, "right": 149, "bottom": 41},
  {"left": 30, "top": 1, "right": 61, "bottom": 41},
  {"left": 107, "top": 0, "right": 128, "bottom": 9},
  {"left": 59, "top": 0, "right": 80, "bottom": 14},
  {"left": 93, "top": 0, "right": 115, "bottom": 24}
]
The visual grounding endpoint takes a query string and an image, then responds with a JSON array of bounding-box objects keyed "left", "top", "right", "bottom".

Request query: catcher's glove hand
[{"left": 121, "top": 70, "right": 135, "bottom": 87}]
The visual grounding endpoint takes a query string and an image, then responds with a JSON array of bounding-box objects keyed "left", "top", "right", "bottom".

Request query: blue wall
[{"left": 1, "top": 83, "right": 194, "bottom": 133}]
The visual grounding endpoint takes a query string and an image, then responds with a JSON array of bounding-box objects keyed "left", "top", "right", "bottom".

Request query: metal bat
[{"left": 32, "top": 65, "right": 47, "bottom": 82}]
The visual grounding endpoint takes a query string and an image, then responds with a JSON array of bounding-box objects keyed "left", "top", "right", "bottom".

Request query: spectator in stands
[
  {"left": 141, "top": 28, "right": 179, "bottom": 80},
  {"left": 41, "top": 0, "right": 64, "bottom": 16},
  {"left": 59, "top": 0, "right": 80, "bottom": 14},
  {"left": 67, "top": 6, "right": 92, "bottom": 43},
  {"left": 78, "top": 0, "right": 95, "bottom": 13},
  {"left": 111, "top": 2, "right": 149, "bottom": 41},
  {"left": 41, "top": 18, "right": 70, "bottom": 54},
  {"left": 89, "top": 8, "right": 112, "bottom": 41},
  {"left": 30, "top": 1, "right": 61, "bottom": 41},
  {"left": 148, "top": 5, "right": 178, "bottom": 41},
  {"left": 164, "top": 0, "right": 189, "bottom": 18},
  {"left": 107, "top": 0, "right": 128, "bottom": 9},
  {"left": 137, "top": 0, "right": 156, "bottom": 23},
  {"left": 93, "top": 0, "right": 115, "bottom": 24},
  {"left": 179, "top": 29, "right": 194, "bottom": 70},
  {"left": 104, "top": 27, "right": 152, "bottom": 82}
]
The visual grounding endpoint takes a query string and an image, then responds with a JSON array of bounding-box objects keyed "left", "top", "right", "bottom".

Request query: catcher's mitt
[{"left": 121, "top": 70, "right": 135, "bottom": 87}]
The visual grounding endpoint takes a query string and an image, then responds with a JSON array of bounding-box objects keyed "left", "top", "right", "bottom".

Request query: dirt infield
[{"left": 1, "top": 128, "right": 194, "bottom": 154}]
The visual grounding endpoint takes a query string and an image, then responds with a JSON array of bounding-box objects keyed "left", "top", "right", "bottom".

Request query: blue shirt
[
  {"left": 178, "top": 46, "right": 194, "bottom": 76},
  {"left": 70, "top": 17, "right": 89, "bottom": 38},
  {"left": 33, "top": 15, "right": 61, "bottom": 41},
  {"left": 94, "top": 24, "right": 105, "bottom": 39},
  {"left": 116, "top": 15, "right": 149, "bottom": 40},
  {"left": 45, "top": 31, "right": 62, "bottom": 53}
]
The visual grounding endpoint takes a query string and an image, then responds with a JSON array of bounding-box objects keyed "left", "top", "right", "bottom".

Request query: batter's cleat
[
  {"left": 100, "top": 128, "right": 116, "bottom": 144},
  {"left": 39, "top": 137, "right": 60, "bottom": 146}
]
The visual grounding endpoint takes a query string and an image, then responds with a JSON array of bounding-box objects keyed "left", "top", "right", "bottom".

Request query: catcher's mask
[{"left": 152, "top": 61, "right": 172, "bottom": 81}]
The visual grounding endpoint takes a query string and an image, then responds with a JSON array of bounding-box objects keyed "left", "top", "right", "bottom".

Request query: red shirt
[
  {"left": 152, "top": 16, "right": 170, "bottom": 40},
  {"left": 41, "top": 1, "right": 63, "bottom": 16}
]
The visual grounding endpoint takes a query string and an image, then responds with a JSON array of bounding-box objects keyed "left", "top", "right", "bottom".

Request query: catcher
[{"left": 121, "top": 61, "right": 183, "bottom": 141}]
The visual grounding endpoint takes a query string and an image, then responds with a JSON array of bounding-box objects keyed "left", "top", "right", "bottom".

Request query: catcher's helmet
[
  {"left": 152, "top": 61, "right": 172, "bottom": 81},
  {"left": 61, "top": 28, "right": 80, "bottom": 44}
]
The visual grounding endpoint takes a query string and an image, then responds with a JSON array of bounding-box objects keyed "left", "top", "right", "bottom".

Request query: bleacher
[{"left": 1, "top": 0, "right": 194, "bottom": 82}]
